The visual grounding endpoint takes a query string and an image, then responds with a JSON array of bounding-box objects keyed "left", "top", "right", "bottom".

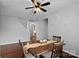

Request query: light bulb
[
  {"left": 37, "top": 8, "right": 41, "bottom": 11},
  {"left": 35, "top": 7, "right": 41, "bottom": 12}
]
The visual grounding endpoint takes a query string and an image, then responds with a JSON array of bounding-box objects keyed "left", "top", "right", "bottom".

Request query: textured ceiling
[{"left": 0, "top": 0, "right": 79, "bottom": 20}]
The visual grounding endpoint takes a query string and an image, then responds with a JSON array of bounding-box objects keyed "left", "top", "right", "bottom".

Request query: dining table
[{"left": 23, "top": 40, "right": 57, "bottom": 57}]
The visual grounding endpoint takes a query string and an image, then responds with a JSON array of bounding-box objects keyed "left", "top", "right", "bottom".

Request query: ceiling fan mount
[{"left": 25, "top": 0, "right": 50, "bottom": 14}]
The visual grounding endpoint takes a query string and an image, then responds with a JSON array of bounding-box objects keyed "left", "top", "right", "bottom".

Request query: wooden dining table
[
  {"left": 23, "top": 40, "right": 65, "bottom": 58},
  {"left": 23, "top": 40, "right": 57, "bottom": 58}
]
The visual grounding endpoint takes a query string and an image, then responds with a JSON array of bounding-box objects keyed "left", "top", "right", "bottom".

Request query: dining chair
[
  {"left": 19, "top": 40, "right": 35, "bottom": 58},
  {"left": 51, "top": 41, "right": 64, "bottom": 58},
  {"left": 40, "top": 36, "right": 61, "bottom": 58}
]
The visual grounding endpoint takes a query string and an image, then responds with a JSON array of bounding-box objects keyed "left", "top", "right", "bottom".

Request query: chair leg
[
  {"left": 51, "top": 50, "right": 56, "bottom": 58},
  {"left": 51, "top": 51, "right": 53, "bottom": 58}
]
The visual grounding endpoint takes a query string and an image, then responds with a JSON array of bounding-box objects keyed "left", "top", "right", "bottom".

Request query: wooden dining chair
[
  {"left": 41, "top": 35, "right": 61, "bottom": 58},
  {"left": 19, "top": 40, "right": 35, "bottom": 58},
  {"left": 51, "top": 41, "right": 64, "bottom": 58}
]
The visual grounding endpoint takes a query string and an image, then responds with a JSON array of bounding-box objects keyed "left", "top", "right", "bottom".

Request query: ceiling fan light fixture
[
  {"left": 34, "top": 7, "right": 41, "bottom": 12},
  {"left": 25, "top": 0, "right": 50, "bottom": 13}
]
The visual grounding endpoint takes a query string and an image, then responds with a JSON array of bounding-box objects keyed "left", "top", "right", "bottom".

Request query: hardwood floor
[
  {"left": 1, "top": 43, "right": 24, "bottom": 58},
  {"left": 0, "top": 43, "right": 78, "bottom": 58},
  {"left": 62, "top": 51, "right": 77, "bottom": 58}
]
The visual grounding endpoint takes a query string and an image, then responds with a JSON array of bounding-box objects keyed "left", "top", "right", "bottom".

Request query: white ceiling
[{"left": 0, "top": 0, "right": 79, "bottom": 20}]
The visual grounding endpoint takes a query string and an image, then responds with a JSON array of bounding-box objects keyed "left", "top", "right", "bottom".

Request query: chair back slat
[{"left": 53, "top": 36, "right": 61, "bottom": 42}]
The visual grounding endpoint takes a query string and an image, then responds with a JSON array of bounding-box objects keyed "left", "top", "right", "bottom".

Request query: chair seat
[{"left": 41, "top": 51, "right": 52, "bottom": 58}]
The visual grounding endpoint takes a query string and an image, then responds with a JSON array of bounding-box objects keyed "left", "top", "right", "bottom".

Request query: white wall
[
  {"left": 0, "top": 15, "right": 30, "bottom": 45},
  {"left": 48, "top": 3, "right": 79, "bottom": 56},
  {"left": 0, "top": 15, "right": 48, "bottom": 45}
]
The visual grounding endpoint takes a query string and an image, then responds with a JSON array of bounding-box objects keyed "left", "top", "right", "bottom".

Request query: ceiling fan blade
[
  {"left": 41, "top": 2, "right": 50, "bottom": 6},
  {"left": 31, "top": 0, "right": 37, "bottom": 5},
  {"left": 25, "top": 7, "right": 34, "bottom": 9},
  {"left": 31, "top": 0, "right": 35, "bottom": 3},
  {"left": 39, "top": 8, "right": 47, "bottom": 12}
]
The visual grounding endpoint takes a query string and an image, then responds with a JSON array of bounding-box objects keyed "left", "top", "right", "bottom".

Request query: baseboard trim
[{"left": 64, "top": 50, "right": 79, "bottom": 58}]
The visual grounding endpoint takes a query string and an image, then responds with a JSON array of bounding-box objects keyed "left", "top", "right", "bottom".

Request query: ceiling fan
[{"left": 25, "top": 0, "right": 50, "bottom": 14}]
